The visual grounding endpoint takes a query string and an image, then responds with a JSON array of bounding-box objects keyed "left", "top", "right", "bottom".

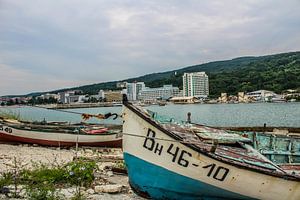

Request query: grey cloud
[{"left": 0, "top": 0, "right": 299, "bottom": 96}]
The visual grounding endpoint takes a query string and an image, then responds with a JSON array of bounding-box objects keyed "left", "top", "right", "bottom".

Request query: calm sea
[{"left": 0, "top": 103, "right": 299, "bottom": 127}]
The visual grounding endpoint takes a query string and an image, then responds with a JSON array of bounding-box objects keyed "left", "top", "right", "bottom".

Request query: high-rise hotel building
[
  {"left": 126, "top": 82, "right": 145, "bottom": 101},
  {"left": 183, "top": 72, "right": 209, "bottom": 97}
]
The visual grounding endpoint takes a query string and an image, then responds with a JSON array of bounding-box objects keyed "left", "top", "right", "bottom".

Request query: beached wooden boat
[
  {"left": 235, "top": 130, "right": 300, "bottom": 164},
  {"left": 122, "top": 99, "right": 300, "bottom": 200},
  {"left": 183, "top": 126, "right": 300, "bottom": 165},
  {"left": 0, "top": 118, "right": 122, "bottom": 147}
]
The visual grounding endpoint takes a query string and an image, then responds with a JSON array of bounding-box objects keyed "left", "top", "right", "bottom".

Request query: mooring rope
[{"left": 28, "top": 105, "right": 120, "bottom": 120}]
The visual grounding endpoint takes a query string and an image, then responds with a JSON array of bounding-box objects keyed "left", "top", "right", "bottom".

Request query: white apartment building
[
  {"left": 126, "top": 82, "right": 145, "bottom": 101},
  {"left": 98, "top": 90, "right": 105, "bottom": 99},
  {"left": 183, "top": 72, "right": 209, "bottom": 97},
  {"left": 246, "top": 90, "right": 277, "bottom": 102},
  {"left": 58, "top": 91, "right": 86, "bottom": 104},
  {"left": 39, "top": 93, "right": 59, "bottom": 99},
  {"left": 58, "top": 92, "right": 71, "bottom": 103},
  {"left": 139, "top": 85, "right": 180, "bottom": 100}
]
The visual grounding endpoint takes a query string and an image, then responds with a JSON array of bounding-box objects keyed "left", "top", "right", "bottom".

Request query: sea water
[{"left": 0, "top": 102, "right": 299, "bottom": 127}]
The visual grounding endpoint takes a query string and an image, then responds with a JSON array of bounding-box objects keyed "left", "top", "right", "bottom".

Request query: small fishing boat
[
  {"left": 185, "top": 126, "right": 300, "bottom": 165},
  {"left": 122, "top": 98, "right": 300, "bottom": 200},
  {"left": 0, "top": 118, "right": 122, "bottom": 147},
  {"left": 234, "top": 129, "right": 300, "bottom": 164}
]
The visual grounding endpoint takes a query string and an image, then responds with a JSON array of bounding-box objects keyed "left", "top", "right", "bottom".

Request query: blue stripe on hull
[{"left": 124, "top": 153, "right": 256, "bottom": 200}]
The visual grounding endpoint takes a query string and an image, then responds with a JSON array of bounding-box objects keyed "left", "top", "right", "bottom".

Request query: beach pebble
[
  {"left": 87, "top": 193, "right": 143, "bottom": 200},
  {"left": 60, "top": 187, "right": 76, "bottom": 199},
  {"left": 0, "top": 194, "right": 8, "bottom": 200},
  {"left": 87, "top": 188, "right": 95, "bottom": 195},
  {"left": 85, "top": 149, "right": 94, "bottom": 154},
  {"left": 97, "top": 162, "right": 114, "bottom": 171},
  {"left": 94, "top": 184, "right": 123, "bottom": 194},
  {"left": 107, "top": 171, "right": 114, "bottom": 177}
]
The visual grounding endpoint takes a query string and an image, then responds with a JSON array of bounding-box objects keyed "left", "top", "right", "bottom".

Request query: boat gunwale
[
  {"left": 123, "top": 101, "right": 300, "bottom": 181},
  {"left": 0, "top": 121, "right": 121, "bottom": 136},
  {"left": 0, "top": 131, "right": 122, "bottom": 147}
]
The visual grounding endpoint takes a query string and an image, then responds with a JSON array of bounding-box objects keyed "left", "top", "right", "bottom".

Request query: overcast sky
[{"left": 0, "top": 0, "right": 299, "bottom": 96}]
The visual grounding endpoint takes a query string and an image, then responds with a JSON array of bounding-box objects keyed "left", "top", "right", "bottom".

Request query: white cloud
[{"left": 0, "top": 63, "right": 89, "bottom": 96}]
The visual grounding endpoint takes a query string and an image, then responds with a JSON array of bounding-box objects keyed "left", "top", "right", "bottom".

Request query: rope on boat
[
  {"left": 28, "top": 105, "right": 120, "bottom": 121},
  {"left": 26, "top": 104, "right": 288, "bottom": 174}
]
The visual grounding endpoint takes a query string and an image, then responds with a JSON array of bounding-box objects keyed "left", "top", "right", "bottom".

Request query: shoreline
[{"left": 0, "top": 101, "right": 299, "bottom": 110}]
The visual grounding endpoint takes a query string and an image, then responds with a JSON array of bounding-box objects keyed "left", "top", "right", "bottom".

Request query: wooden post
[{"left": 187, "top": 112, "right": 191, "bottom": 123}]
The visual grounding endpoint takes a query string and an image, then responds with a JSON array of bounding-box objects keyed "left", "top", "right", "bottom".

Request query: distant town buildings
[
  {"left": 123, "top": 81, "right": 180, "bottom": 101},
  {"left": 220, "top": 93, "right": 228, "bottom": 103},
  {"left": 183, "top": 72, "right": 209, "bottom": 98},
  {"left": 0, "top": 97, "right": 11, "bottom": 105},
  {"left": 284, "top": 90, "right": 300, "bottom": 102},
  {"left": 0, "top": 97, "right": 29, "bottom": 105},
  {"left": 39, "top": 93, "right": 59, "bottom": 100},
  {"left": 238, "top": 92, "right": 249, "bottom": 103},
  {"left": 2, "top": 72, "right": 300, "bottom": 106},
  {"left": 104, "top": 91, "right": 122, "bottom": 102},
  {"left": 126, "top": 82, "right": 145, "bottom": 101},
  {"left": 217, "top": 90, "right": 289, "bottom": 103},
  {"left": 116, "top": 82, "right": 127, "bottom": 88},
  {"left": 58, "top": 90, "right": 86, "bottom": 104},
  {"left": 98, "top": 90, "right": 105, "bottom": 99},
  {"left": 246, "top": 90, "right": 278, "bottom": 102},
  {"left": 219, "top": 91, "right": 254, "bottom": 103},
  {"left": 138, "top": 85, "right": 180, "bottom": 101}
]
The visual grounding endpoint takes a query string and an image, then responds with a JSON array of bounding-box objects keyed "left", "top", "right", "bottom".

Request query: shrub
[
  {"left": 64, "top": 159, "right": 96, "bottom": 187},
  {"left": 0, "top": 172, "right": 13, "bottom": 188}
]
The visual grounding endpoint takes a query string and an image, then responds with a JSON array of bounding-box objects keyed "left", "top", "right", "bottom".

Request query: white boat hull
[
  {"left": 122, "top": 104, "right": 300, "bottom": 200},
  {"left": 0, "top": 123, "right": 121, "bottom": 147}
]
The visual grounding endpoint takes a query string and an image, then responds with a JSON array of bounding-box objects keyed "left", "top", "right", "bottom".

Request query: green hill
[
  {"left": 13, "top": 51, "right": 297, "bottom": 98},
  {"left": 208, "top": 52, "right": 300, "bottom": 96},
  {"left": 61, "top": 51, "right": 299, "bottom": 97}
]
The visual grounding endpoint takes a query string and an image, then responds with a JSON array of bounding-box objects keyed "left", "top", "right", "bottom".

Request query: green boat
[{"left": 147, "top": 109, "right": 300, "bottom": 165}]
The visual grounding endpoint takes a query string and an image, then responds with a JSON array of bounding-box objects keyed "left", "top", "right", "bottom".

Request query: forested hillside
[
  {"left": 46, "top": 51, "right": 300, "bottom": 97},
  {"left": 144, "top": 52, "right": 300, "bottom": 97}
]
